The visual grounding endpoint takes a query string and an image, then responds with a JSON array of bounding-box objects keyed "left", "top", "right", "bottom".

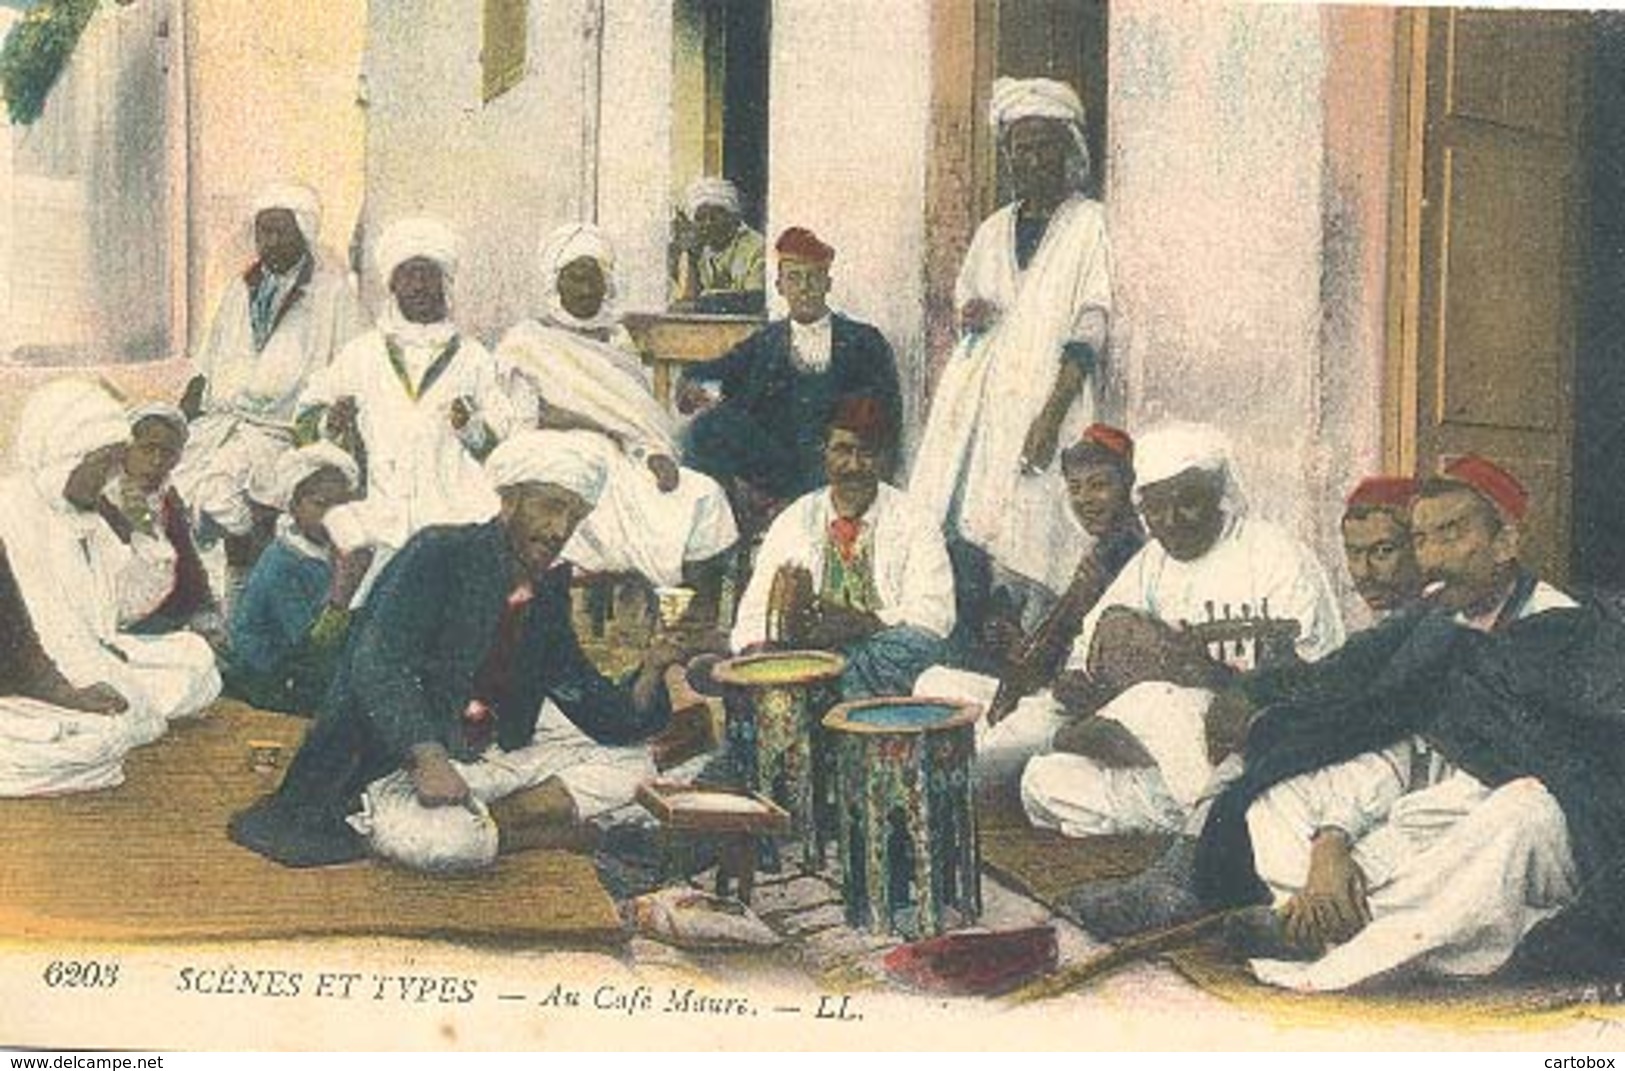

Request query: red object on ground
[{"left": 882, "top": 925, "right": 1058, "bottom": 996}]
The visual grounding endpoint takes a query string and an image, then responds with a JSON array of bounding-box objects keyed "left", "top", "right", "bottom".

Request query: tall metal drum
[
  {"left": 711, "top": 650, "right": 846, "bottom": 868},
  {"left": 823, "top": 697, "right": 981, "bottom": 938}
]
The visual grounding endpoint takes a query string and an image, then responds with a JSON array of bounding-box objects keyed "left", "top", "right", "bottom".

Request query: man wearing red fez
[
  {"left": 1340, "top": 476, "right": 1423, "bottom": 616},
  {"left": 729, "top": 397, "right": 954, "bottom": 700},
  {"left": 678, "top": 226, "right": 902, "bottom": 532},
  {"left": 916, "top": 423, "right": 1145, "bottom": 745},
  {"left": 1194, "top": 452, "right": 1625, "bottom": 992}
]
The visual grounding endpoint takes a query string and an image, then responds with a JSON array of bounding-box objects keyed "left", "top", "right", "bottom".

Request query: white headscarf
[
  {"left": 10, "top": 379, "right": 131, "bottom": 507},
  {"left": 375, "top": 217, "right": 461, "bottom": 284},
  {"left": 0, "top": 380, "right": 132, "bottom": 687},
  {"left": 1131, "top": 421, "right": 1248, "bottom": 523},
  {"left": 375, "top": 217, "right": 461, "bottom": 346},
  {"left": 990, "top": 76, "right": 1092, "bottom": 191},
  {"left": 683, "top": 176, "right": 742, "bottom": 218},
  {"left": 250, "top": 183, "right": 322, "bottom": 247},
  {"left": 484, "top": 430, "right": 608, "bottom": 507},
  {"left": 538, "top": 222, "right": 620, "bottom": 333},
  {"left": 249, "top": 442, "right": 360, "bottom": 512},
  {"left": 127, "top": 402, "right": 189, "bottom": 442}
]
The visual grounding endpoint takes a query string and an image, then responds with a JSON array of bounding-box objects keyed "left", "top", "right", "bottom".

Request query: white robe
[
  {"left": 498, "top": 320, "right": 738, "bottom": 586},
  {"left": 1245, "top": 581, "right": 1581, "bottom": 991},
  {"left": 303, "top": 328, "right": 516, "bottom": 557},
  {"left": 0, "top": 477, "right": 221, "bottom": 797},
  {"left": 910, "top": 195, "right": 1112, "bottom": 595},
  {"left": 171, "top": 264, "right": 363, "bottom": 535},
  {"left": 731, "top": 483, "right": 956, "bottom": 652}
]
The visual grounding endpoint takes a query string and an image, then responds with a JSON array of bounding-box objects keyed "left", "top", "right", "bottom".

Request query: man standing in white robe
[
  {"left": 497, "top": 223, "right": 737, "bottom": 603},
  {"left": 299, "top": 218, "right": 519, "bottom": 587},
  {"left": 1017, "top": 422, "right": 1344, "bottom": 839},
  {"left": 171, "top": 184, "right": 364, "bottom": 556},
  {"left": 911, "top": 77, "right": 1112, "bottom": 631},
  {"left": 0, "top": 381, "right": 221, "bottom": 797}
]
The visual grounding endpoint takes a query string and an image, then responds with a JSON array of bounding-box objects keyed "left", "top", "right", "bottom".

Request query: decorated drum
[
  {"left": 823, "top": 697, "right": 981, "bottom": 938},
  {"left": 712, "top": 649, "right": 846, "bottom": 867}
]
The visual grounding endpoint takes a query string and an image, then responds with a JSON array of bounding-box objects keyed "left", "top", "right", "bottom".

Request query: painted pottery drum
[
  {"left": 712, "top": 649, "right": 846, "bottom": 867},
  {"left": 823, "top": 697, "right": 981, "bottom": 938}
]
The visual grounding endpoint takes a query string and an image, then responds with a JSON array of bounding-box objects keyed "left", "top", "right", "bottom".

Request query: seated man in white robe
[
  {"left": 730, "top": 398, "right": 955, "bottom": 700},
  {"left": 98, "top": 404, "right": 222, "bottom": 644},
  {"left": 1201, "top": 457, "right": 1603, "bottom": 991},
  {"left": 669, "top": 177, "right": 766, "bottom": 316},
  {"left": 298, "top": 218, "right": 519, "bottom": 595},
  {"left": 498, "top": 223, "right": 737, "bottom": 621},
  {"left": 171, "top": 184, "right": 364, "bottom": 564},
  {"left": 0, "top": 381, "right": 221, "bottom": 798},
  {"left": 1018, "top": 421, "right": 1344, "bottom": 839}
]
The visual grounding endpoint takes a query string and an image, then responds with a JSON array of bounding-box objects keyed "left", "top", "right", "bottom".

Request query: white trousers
[
  {"left": 354, "top": 701, "right": 657, "bottom": 872},
  {"left": 1245, "top": 768, "right": 1578, "bottom": 991},
  {"left": 0, "top": 631, "right": 221, "bottom": 797},
  {"left": 1020, "top": 681, "right": 1216, "bottom": 838},
  {"left": 170, "top": 414, "right": 293, "bottom": 537},
  {"left": 913, "top": 665, "right": 1069, "bottom": 788}
]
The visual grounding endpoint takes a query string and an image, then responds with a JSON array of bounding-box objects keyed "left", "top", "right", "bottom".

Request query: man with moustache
[
  {"left": 1340, "top": 476, "right": 1424, "bottom": 620},
  {"left": 678, "top": 227, "right": 902, "bottom": 532},
  {"left": 1015, "top": 421, "right": 1343, "bottom": 840},
  {"left": 228, "top": 431, "right": 689, "bottom": 870},
  {"left": 729, "top": 397, "right": 954, "bottom": 701},
  {"left": 1197, "top": 455, "right": 1625, "bottom": 990}
]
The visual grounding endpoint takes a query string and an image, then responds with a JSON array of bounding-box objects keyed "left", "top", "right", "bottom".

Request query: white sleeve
[
  {"left": 878, "top": 509, "right": 956, "bottom": 640},
  {"left": 729, "top": 510, "right": 803, "bottom": 652},
  {"left": 1261, "top": 540, "right": 1347, "bottom": 662},
  {"left": 1276, "top": 745, "right": 1411, "bottom": 846}
]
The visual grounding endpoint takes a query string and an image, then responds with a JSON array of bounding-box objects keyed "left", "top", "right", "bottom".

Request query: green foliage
[{"left": 0, "top": 0, "right": 99, "bottom": 125}]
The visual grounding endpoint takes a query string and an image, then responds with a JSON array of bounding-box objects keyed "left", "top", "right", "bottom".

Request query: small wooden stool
[{"left": 636, "top": 781, "right": 792, "bottom": 905}]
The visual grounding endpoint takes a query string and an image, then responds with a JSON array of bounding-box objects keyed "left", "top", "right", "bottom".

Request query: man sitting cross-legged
[
  {"left": 727, "top": 397, "right": 954, "bottom": 701},
  {"left": 228, "top": 431, "right": 696, "bottom": 871}
]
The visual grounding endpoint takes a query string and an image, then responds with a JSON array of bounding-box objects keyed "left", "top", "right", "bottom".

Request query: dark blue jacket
[{"left": 682, "top": 313, "right": 901, "bottom": 499}]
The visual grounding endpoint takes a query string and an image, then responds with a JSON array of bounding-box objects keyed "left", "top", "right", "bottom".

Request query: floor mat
[
  {"left": 975, "top": 785, "right": 1169, "bottom": 907},
  {"left": 0, "top": 702, "right": 624, "bottom": 945}
]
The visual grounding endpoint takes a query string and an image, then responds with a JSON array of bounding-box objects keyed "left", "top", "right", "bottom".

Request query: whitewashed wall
[
  {"left": 1107, "top": 2, "right": 1390, "bottom": 608},
  {"left": 363, "top": 0, "right": 595, "bottom": 338},
  {"left": 768, "top": 0, "right": 934, "bottom": 456},
  {"left": 187, "top": 0, "right": 367, "bottom": 352}
]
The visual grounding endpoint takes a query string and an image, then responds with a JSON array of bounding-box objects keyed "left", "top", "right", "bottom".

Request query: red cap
[
  {"left": 775, "top": 226, "right": 835, "bottom": 265},
  {"left": 1344, "top": 475, "right": 1418, "bottom": 513},
  {"left": 1441, "top": 454, "right": 1528, "bottom": 522},
  {"left": 1079, "top": 423, "right": 1133, "bottom": 463},
  {"left": 829, "top": 394, "right": 889, "bottom": 446}
]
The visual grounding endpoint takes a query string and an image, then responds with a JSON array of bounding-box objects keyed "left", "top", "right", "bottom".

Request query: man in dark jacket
[
  {"left": 1198, "top": 456, "right": 1625, "bottom": 990},
  {"left": 678, "top": 227, "right": 902, "bottom": 527},
  {"left": 229, "top": 431, "right": 686, "bottom": 869}
]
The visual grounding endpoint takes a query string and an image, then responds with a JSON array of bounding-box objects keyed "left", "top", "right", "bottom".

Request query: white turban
[
  {"left": 250, "top": 183, "right": 322, "bottom": 246},
  {"left": 538, "top": 222, "right": 620, "bottom": 331},
  {"left": 684, "top": 176, "right": 742, "bottom": 218},
  {"left": 990, "top": 77, "right": 1092, "bottom": 189},
  {"left": 375, "top": 217, "right": 461, "bottom": 283},
  {"left": 249, "top": 442, "right": 360, "bottom": 513},
  {"left": 128, "top": 402, "right": 189, "bottom": 440},
  {"left": 484, "top": 430, "right": 607, "bottom": 507},
  {"left": 1132, "top": 421, "right": 1248, "bottom": 521},
  {"left": 10, "top": 379, "right": 130, "bottom": 503}
]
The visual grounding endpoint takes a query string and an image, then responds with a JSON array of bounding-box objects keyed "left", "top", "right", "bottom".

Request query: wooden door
[{"left": 1403, "top": 9, "right": 1589, "bottom": 582}]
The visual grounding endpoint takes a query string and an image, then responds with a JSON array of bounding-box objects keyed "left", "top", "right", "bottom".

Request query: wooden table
[
  {"left": 636, "top": 781, "right": 792, "bottom": 904},
  {"left": 622, "top": 311, "right": 764, "bottom": 408}
]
